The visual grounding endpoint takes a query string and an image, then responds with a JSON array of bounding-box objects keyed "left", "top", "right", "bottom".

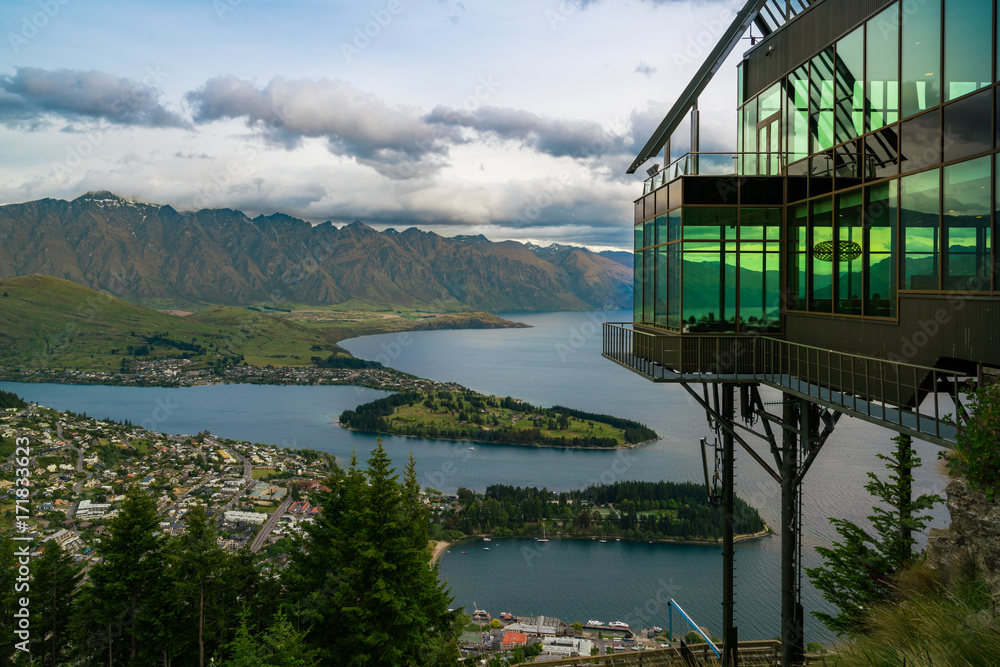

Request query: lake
[{"left": 0, "top": 310, "right": 952, "bottom": 643}]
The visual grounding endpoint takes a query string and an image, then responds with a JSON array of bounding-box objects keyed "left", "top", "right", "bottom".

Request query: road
[
  {"left": 58, "top": 423, "right": 94, "bottom": 496},
  {"left": 250, "top": 497, "right": 292, "bottom": 553},
  {"left": 207, "top": 438, "right": 254, "bottom": 523}
]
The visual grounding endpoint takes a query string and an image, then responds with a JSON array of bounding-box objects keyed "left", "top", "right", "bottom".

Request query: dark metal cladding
[{"left": 742, "top": 0, "right": 896, "bottom": 100}]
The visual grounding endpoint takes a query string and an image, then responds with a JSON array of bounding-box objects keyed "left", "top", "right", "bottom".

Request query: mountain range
[{"left": 0, "top": 192, "right": 631, "bottom": 312}]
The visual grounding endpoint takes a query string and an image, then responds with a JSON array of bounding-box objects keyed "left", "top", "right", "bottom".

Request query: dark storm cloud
[
  {"left": 425, "top": 105, "right": 629, "bottom": 159},
  {"left": 185, "top": 76, "right": 463, "bottom": 178},
  {"left": 0, "top": 68, "right": 186, "bottom": 129}
]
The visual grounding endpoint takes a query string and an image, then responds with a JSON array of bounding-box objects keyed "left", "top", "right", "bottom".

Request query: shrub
[{"left": 942, "top": 380, "right": 1000, "bottom": 501}]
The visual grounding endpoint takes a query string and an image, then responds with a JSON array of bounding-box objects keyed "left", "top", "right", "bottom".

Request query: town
[{"left": 1, "top": 357, "right": 466, "bottom": 392}]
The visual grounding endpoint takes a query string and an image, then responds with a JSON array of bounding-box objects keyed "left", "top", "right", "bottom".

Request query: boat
[
  {"left": 587, "top": 620, "right": 603, "bottom": 626},
  {"left": 599, "top": 533, "right": 607, "bottom": 543},
  {"left": 461, "top": 551, "right": 467, "bottom": 554},
  {"left": 482, "top": 537, "right": 491, "bottom": 542},
  {"left": 483, "top": 547, "right": 490, "bottom": 551},
  {"left": 609, "top": 621, "right": 630, "bottom": 628},
  {"left": 537, "top": 524, "right": 550, "bottom": 543},
  {"left": 469, "top": 447, "right": 475, "bottom": 450}
]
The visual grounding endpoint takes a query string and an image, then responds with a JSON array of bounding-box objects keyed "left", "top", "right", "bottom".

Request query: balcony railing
[
  {"left": 602, "top": 322, "right": 966, "bottom": 446},
  {"left": 642, "top": 151, "right": 789, "bottom": 194}
]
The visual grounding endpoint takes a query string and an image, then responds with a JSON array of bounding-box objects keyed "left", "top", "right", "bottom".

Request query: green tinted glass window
[
  {"left": 811, "top": 48, "right": 836, "bottom": 152},
  {"left": 683, "top": 207, "right": 737, "bottom": 240},
  {"left": 787, "top": 203, "right": 809, "bottom": 310},
  {"left": 866, "top": 181, "right": 898, "bottom": 317},
  {"left": 810, "top": 197, "right": 834, "bottom": 311},
  {"left": 902, "top": 0, "right": 941, "bottom": 118},
  {"left": 943, "top": 156, "right": 991, "bottom": 290},
  {"left": 900, "top": 168, "right": 940, "bottom": 290},
  {"left": 836, "top": 27, "right": 865, "bottom": 144},
  {"left": 655, "top": 245, "right": 668, "bottom": 326},
  {"left": 634, "top": 252, "right": 643, "bottom": 323},
  {"left": 668, "top": 244, "right": 681, "bottom": 330},
  {"left": 786, "top": 66, "right": 810, "bottom": 163},
  {"left": 836, "top": 190, "right": 864, "bottom": 314},
  {"left": 944, "top": 0, "right": 992, "bottom": 101},
  {"left": 867, "top": 3, "right": 899, "bottom": 131}
]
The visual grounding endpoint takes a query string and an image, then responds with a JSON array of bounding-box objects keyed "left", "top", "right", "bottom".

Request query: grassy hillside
[
  {"left": 0, "top": 276, "right": 345, "bottom": 371},
  {"left": 0, "top": 275, "right": 524, "bottom": 374}
]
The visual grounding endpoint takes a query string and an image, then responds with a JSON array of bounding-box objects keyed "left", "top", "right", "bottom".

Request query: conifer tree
[
  {"left": 282, "top": 441, "right": 460, "bottom": 665},
  {"left": 76, "top": 486, "right": 167, "bottom": 665},
  {"left": 30, "top": 539, "right": 82, "bottom": 666},
  {"left": 171, "top": 503, "right": 228, "bottom": 667},
  {"left": 806, "top": 436, "right": 941, "bottom": 634}
]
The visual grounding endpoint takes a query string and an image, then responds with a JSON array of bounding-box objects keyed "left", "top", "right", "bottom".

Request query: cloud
[
  {"left": 0, "top": 68, "right": 187, "bottom": 129},
  {"left": 185, "top": 76, "right": 462, "bottom": 178},
  {"left": 425, "top": 105, "right": 629, "bottom": 160},
  {"left": 635, "top": 62, "right": 657, "bottom": 77}
]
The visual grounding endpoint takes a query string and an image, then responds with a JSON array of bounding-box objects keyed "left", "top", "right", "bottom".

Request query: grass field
[
  {"left": 386, "top": 391, "right": 633, "bottom": 445},
  {"left": 0, "top": 275, "right": 522, "bottom": 374}
]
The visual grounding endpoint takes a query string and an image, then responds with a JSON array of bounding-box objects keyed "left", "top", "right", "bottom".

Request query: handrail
[
  {"left": 506, "top": 640, "right": 782, "bottom": 666},
  {"left": 641, "top": 151, "right": 789, "bottom": 192},
  {"left": 601, "top": 322, "right": 967, "bottom": 447}
]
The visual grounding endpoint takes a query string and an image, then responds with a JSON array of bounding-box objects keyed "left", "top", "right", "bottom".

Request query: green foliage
[
  {"left": 453, "top": 481, "right": 765, "bottom": 541},
  {"left": 806, "top": 437, "right": 941, "bottom": 635},
  {"left": 281, "top": 442, "right": 460, "bottom": 665},
  {"left": 30, "top": 540, "right": 82, "bottom": 665},
  {"left": 220, "top": 610, "right": 320, "bottom": 667},
  {"left": 0, "top": 390, "right": 26, "bottom": 409},
  {"left": 942, "top": 380, "right": 1000, "bottom": 501},
  {"left": 833, "top": 566, "right": 999, "bottom": 666},
  {"left": 311, "top": 353, "right": 382, "bottom": 369},
  {"left": 75, "top": 486, "right": 169, "bottom": 664},
  {"left": 340, "top": 390, "right": 657, "bottom": 448}
]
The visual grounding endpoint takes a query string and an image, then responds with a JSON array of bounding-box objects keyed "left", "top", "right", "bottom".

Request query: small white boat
[
  {"left": 482, "top": 537, "right": 491, "bottom": 542},
  {"left": 483, "top": 547, "right": 490, "bottom": 551},
  {"left": 468, "top": 447, "right": 475, "bottom": 450},
  {"left": 587, "top": 620, "right": 603, "bottom": 626}
]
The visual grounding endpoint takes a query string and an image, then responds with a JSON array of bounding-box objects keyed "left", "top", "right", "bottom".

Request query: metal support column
[
  {"left": 781, "top": 394, "right": 803, "bottom": 666},
  {"left": 722, "top": 384, "right": 738, "bottom": 666}
]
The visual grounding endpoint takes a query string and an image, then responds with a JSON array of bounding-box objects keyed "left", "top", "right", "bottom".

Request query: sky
[{"left": 0, "top": 0, "right": 750, "bottom": 250}]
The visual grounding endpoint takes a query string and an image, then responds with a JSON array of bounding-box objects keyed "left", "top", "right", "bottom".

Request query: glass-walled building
[{"left": 631, "top": 0, "right": 1000, "bottom": 372}]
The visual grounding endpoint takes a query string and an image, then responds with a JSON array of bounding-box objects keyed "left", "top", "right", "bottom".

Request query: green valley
[{"left": 0, "top": 275, "right": 523, "bottom": 378}]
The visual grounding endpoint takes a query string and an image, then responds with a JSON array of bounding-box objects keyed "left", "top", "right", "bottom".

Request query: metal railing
[
  {"left": 508, "top": 641, "right": 782, "bottom": 666},
  {"left": 642, "top": 151, "right": 789, "bottom": 193},
  {"left": 602, "top": 323, "right": 966, "bottom": 445}
]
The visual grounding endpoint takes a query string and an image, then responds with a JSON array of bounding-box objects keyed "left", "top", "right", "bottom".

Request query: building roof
[{"left": 502, "top": 632, "right": 527, "bottom": 645}]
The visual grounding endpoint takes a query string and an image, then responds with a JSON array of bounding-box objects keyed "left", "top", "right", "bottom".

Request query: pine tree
[
  {"left": 282, "top": 441, "right": 460, "bottom": 665},
  {"left": 0, "top": 535, "right": 29, "bottom": 664},
  {"left": 76, "top": 486, "right": 168, "bottom": 665},
  {"left": 30, "top": 539, "right": 82, "bottom": 666},
  {"left": 806, "top": 436, "right": 941, "bottom": 635},
  {"left": 171, "top": 503, "right": 229, "bottom": 667}
]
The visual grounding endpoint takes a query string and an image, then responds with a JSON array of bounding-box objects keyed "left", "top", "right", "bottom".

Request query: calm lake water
[{"left": 1, "top": 310, "right": 952, "bottom": 643}]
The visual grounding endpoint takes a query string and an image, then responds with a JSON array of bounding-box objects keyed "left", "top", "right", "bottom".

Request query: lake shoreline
[
  {"left": 439, "top": 525, "right": 772, "bottom": 550},
  {"left": 338, "top": 423, "right": 659, "bottom": 450}
]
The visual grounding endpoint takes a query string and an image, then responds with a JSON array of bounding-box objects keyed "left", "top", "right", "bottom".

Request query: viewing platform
[{"left": 603, "top": 323, "right": 969, "bottom": 448}]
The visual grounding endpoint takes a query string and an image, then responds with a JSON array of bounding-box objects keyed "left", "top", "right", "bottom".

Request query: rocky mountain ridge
[{"left": 0, "top": 192, "right": 631, "bottom": 312}]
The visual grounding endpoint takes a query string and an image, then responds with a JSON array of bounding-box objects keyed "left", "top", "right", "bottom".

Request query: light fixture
[{"left": 646, "top": 164, "right": 660, "bottom": 178}]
